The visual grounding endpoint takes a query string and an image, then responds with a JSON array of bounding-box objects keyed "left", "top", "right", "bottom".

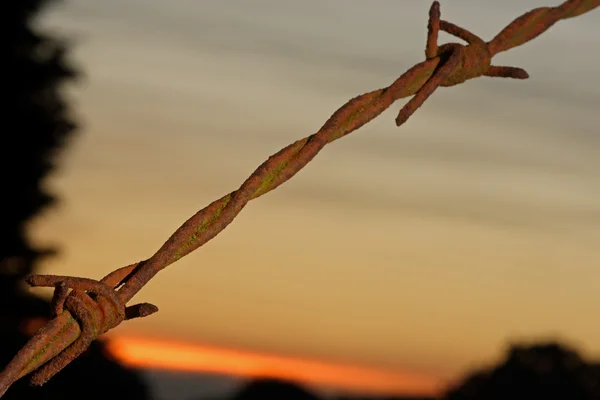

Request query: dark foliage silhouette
[
  {"left": 231, "top": 377, "right": 321, "bottom": 400},
  {"left": 0, "top": 0, "right": 149, "bottom": 398},
  {"left": 442, "top": 341, "right": 600, "bottom": 400}
]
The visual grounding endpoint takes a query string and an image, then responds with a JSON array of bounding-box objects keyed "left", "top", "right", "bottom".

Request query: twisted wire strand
[
  {"left": 488, "top": 0, "right": 600, "bottom": 54},
  {"left": 118, "top": 0, "right": 600, "bottom": 303},
  {"left": 0, "top": 0, "right": 598, "bottom": 396},
  {"left": 0, "top": 265, "right": 157, "bottom": 395}
]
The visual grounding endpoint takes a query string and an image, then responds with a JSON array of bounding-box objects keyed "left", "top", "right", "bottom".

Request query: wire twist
[
  {"left": 118, "top": 0, "right": 600, "bottom": 303},
  {"left": 0, "top": 264, "right": 157, "bottom": 390}
]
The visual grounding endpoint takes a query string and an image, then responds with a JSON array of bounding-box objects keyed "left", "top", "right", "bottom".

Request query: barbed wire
[{"left": 1, "top": 0, "right": 598, "bottom": 396}]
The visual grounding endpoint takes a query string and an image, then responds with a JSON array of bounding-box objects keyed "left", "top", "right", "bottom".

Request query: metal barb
[
  {"left": 395, "top": 1, "right": 530, "bottom": 127},
  {"left": 0, "top": 265, "right": 157, "bottom": 396},
  {"left": 0, "top": 0, "right": 598, "bottom": 397}
]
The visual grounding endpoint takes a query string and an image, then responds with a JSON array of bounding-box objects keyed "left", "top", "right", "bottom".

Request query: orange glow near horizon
[{"left": 106, "top": 336, "right": 443, "bottom": 396}]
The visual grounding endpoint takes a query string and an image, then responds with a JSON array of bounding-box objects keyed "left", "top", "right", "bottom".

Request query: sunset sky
[{"left": 29, "top": 0, "right": 599, "bottom": 394}]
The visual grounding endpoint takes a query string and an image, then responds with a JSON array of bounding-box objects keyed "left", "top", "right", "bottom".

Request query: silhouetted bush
[{"left": 442, "top": 341, "right": 600, "bottom": 400}]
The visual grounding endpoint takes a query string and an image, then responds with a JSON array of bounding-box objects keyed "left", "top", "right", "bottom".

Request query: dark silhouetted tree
[
  {"left": 1, "top": 1, "right": 150, "bottom": 398},
  {"left": 1, "top": 0, "right": 77, "bottom": 296},
  {"left": 442, "top": 341, "right": 600, "bottom": 400}
]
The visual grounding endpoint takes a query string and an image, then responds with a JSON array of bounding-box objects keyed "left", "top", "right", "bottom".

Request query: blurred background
[{"left": 2, "top": 0, "right": 599, "bottom": 399}]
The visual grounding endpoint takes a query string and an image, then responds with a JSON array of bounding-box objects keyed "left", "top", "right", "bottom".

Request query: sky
[{"left": 30, "top": 0, "right": 599, "bottom": 395}]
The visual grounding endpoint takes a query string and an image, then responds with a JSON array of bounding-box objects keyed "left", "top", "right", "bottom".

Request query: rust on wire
[
  {"left": 0, "top": 0, "right": 598, "bottom": 396},
  {"left": 0, "top": 263, "right": 156, "bottom": 394}
]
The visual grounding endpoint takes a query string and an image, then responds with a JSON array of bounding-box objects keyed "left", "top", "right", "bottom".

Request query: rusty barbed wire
[{"left": 0, "top": 0, "right": 598, "bottom": 396}]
